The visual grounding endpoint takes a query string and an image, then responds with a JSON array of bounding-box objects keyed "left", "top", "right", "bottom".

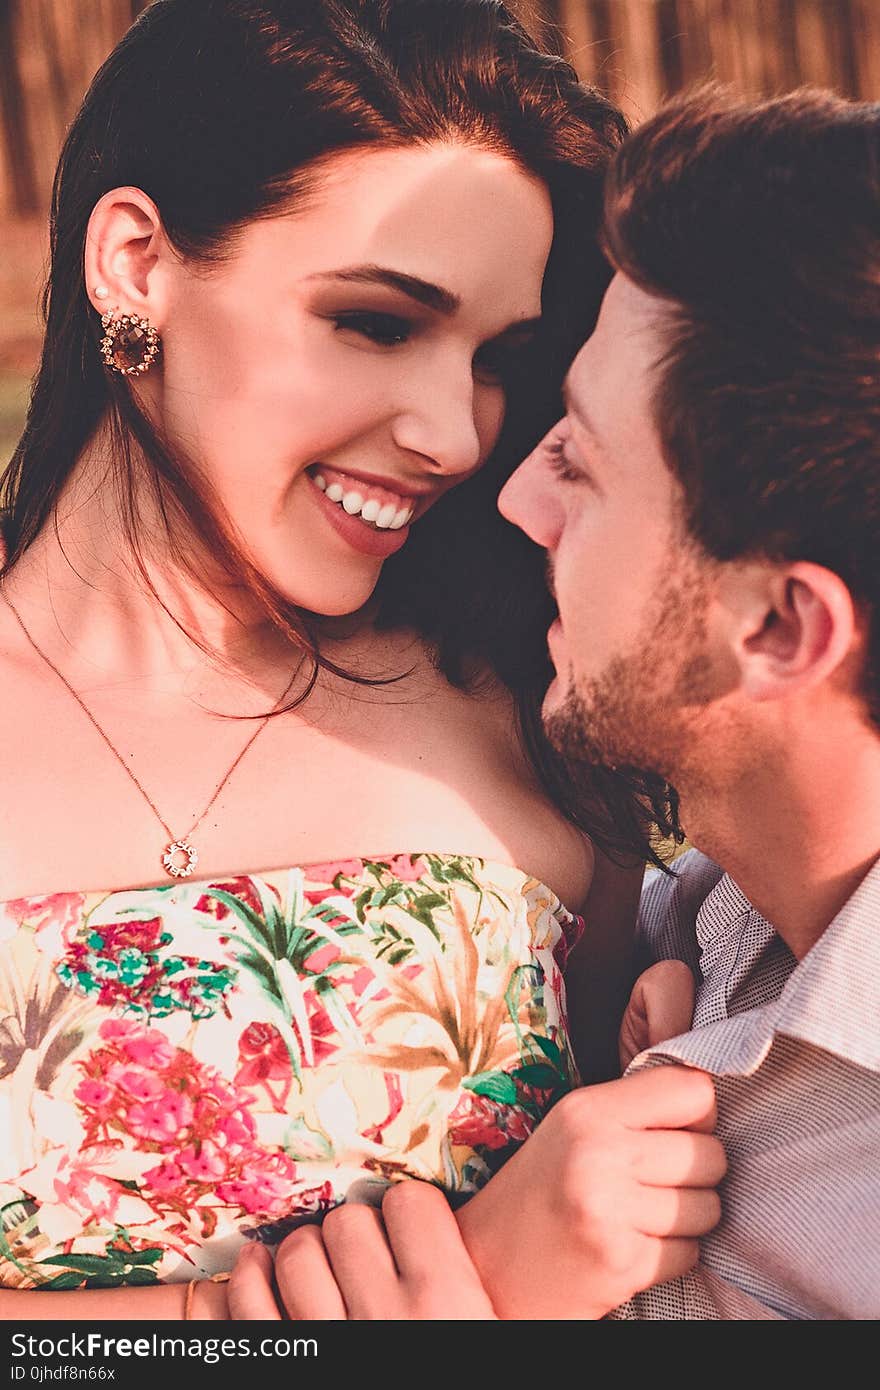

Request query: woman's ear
[
  {"left": 734, "top": 560, "right": 857, "bottom": 702},
  {"left": 83, "top": 187, "right": 171, "bottom": 323}
]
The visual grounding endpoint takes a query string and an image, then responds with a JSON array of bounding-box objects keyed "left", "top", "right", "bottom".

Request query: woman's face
[{"left": 155, "top": 143, "right": 554, "bottom": 614}]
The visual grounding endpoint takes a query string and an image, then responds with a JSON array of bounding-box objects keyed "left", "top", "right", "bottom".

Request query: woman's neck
[{"left": 2, "top": 436, "right": 308, "bottom": 708}]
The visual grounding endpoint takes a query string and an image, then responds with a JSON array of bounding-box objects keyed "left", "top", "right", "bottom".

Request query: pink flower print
[
  {"left": 126, "top": 1092, "right": 195, "bottom": 1145},
  {"left": 212, "top": 1110, "right": 255, "bottom": 1152},
  {"left": 235, "top": 1022, "right": 294, "bottom": 1112},
  {"left": 106, "top": 1066, "right": 166, "bottom": 1102},
  {"left": 74, "top": 1079, "right": 115, "bottom": 1110},
  {"left": 194, "top": 876, "right": 271, "bottom": 922},
  {"left": 98, "top": 1019, "right": 143, "bottom": 1042},
  {"left": 141, "top": 1159, "right": 184, "bottom": 1193},
  {"left": 385, "top": 855, "right": 428, "bottom": 882},
  {"left": 53, "top": 1168, "right": 122, "bottom": 1224},
  {"left": 178, "top": 1140, "right": 228, "bottom": 1183},
  {"left": 6, "top": 891, "right": 86, "bottom": 956},
  {"left": 75, "top": 1020, "right": 310, "bottom": 1231},
  {"left": 118, "top": 1032, "right": 175, "bottom": 1068},
  {"left": 304, "top": 859, "right": 363, "bottom": 885},
  {"left": 217, "top": 1151, "right": 300, "bottom": 1217}
]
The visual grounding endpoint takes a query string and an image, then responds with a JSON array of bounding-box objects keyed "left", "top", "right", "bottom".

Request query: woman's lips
[{"left": 307, "top": 469, "right": 411, "bottom": 559}]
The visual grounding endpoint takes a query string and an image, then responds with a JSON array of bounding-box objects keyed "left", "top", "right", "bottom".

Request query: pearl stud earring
[{"left": 94, "top": 286, "right": 110, "bottom": 300}]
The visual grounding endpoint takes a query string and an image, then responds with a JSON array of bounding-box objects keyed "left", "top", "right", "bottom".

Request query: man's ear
[
  {"left": 729, "top": 560, "right": 857, "bottom": 702},
  {"left": 83, "top": 187, "right": 171, "bottom": 323}
]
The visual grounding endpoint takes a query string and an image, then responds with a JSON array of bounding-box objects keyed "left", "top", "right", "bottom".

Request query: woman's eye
[{"left": 331, "top": 312, "right": 412, "bottom": 346}]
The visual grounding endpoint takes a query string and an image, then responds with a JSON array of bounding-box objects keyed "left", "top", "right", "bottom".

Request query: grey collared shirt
[{"left": 609, "top": 850, "right": 880, "bottom": 1320}]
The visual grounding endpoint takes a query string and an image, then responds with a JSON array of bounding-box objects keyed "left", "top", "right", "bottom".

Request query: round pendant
[{"left": 162, "top": 840, "right": 199, "bottom": 878}]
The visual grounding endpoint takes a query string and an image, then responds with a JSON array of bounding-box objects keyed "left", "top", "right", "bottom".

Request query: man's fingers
[
  {"left": 634, "top": 1184, "right": 722, "bottom": 1239},
  {"left": 631, "top": 1129, "right": 727, "bottom": 1188},
  {"left": 226, "top": 1241, "right": 283, "bottom": 1320},
  {"left": 274, "top": 1223, "right": 348, "bottom": 1320}
]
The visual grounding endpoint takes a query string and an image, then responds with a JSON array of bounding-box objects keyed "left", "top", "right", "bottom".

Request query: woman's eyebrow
[{"left": 306, "top": 264, "right": 460, "bottom": 315}]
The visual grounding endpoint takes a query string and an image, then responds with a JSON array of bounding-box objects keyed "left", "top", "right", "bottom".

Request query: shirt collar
[{"left": 637, "top": 856, "right": 880, "bottom": 1077}]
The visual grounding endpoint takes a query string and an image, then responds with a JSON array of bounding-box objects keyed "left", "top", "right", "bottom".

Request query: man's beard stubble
[{"left": 543, "top": 557, "right": 717, "bottom": 788}]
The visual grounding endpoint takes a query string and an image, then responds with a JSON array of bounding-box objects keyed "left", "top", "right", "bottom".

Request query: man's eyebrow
[
  {"left": 562, "top": 377, "right": 602, "bottom": 442},
  {"left": 305, "top": 264, "right": 460, "bottom": 316}
]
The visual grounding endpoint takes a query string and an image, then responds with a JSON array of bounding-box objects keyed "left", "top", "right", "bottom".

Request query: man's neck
[{"left": 679, "top": 713, "right": 880, "bottom": 960}]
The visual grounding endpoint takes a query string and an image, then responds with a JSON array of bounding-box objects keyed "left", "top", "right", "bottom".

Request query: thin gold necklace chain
[{"left": 1, "top": 586, "right": 297, "bottom": 877}]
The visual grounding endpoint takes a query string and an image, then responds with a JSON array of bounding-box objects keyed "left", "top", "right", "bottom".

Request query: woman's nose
[{"left": 391, "top": 361, "right": 483, "bottom": 478}]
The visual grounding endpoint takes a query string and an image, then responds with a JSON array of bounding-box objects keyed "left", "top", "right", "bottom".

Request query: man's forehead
[{"left": 566, "top": 272, "right": 671, "bottom": 415}]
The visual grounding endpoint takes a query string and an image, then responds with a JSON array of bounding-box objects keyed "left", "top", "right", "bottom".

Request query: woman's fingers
[
  {"left": 273, "top": 1223, "right": 349, "bottom": 1320},
  {"left": 226, "top": 1241, "right": 283, "bottom": 1320},
  {"left": 380, "top": 1182, "right": 497, "bottom": 1318},
  {"left": 633, "top": 1183, "right": 723, "bottom": 1239},
  {"left": 319, "top": 1202, "right": 402, "bottom": 1318},
  {"left": 631, "top": 1128, "right": 728, "bottom": 1188}
]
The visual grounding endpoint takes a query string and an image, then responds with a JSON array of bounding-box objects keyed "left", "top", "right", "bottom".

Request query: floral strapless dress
[{"left": 0, "top": 853, "right": 583, "bottom": 1290}]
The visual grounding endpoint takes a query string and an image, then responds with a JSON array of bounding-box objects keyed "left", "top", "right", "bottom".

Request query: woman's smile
[{"left": 306, "top": 463, "right": 414, "bottom": 558}]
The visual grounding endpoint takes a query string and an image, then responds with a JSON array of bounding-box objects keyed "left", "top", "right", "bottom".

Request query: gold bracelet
[{"left": 183, "top": 1271, "right": 232, "bottom": 1320}]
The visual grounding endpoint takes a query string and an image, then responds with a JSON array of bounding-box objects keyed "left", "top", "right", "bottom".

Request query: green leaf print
[
  {"left": 463, "top": 1071, "right": 518, "bottom": 1105},
  {"left": 533, "top": 1034, "right": 564, "bottom": 1066},
  {"left": 205, "top": 881, "right": 366, "bottom": 1080},
  {"left": 39, "top": 1246, "right": 165, "bottom": 1288},
  {"left": 511, "top": 1063, "right": 563, "bottom": 1090}
]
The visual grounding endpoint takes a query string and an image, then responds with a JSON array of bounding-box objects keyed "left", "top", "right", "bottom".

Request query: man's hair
[{"left": 603, "top": 86, "right": 880, "bottom": 725}]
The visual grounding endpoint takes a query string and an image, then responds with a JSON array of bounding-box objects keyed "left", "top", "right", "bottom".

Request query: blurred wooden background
[{"left": 1, "top": 0, "right": 879, "bottom": 454}]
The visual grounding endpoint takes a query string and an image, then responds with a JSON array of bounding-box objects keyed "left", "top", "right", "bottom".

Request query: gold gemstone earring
[{"left": 99, "top": 308, "right": 161, "bottom": 376}]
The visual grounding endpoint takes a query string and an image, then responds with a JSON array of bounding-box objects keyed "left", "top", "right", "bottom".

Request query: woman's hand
[
  {"left": 258, "top": 1064, "right": 724, "bottom": 1321},
  {"left": 268, "top": 1189, "right": 497, "bottom": 1320},
  {"left": 456, "top": 1064, "right": 725, "bottom": 1318},
  {"left": 225, "top": 1241, "right": 284, "bottom": 1319}
]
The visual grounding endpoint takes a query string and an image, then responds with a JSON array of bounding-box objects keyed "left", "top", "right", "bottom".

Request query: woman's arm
[
  {"left": 566, "top": 848, "right": 645, "bottom": 1084},
  {"left": 0, "top": 1280, "right": 229, "bottom": 1320}
]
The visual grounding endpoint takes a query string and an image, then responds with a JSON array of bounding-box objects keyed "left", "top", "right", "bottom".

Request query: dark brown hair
[
  {"left": 603, "top": 85, "right": 880, "bottom": 726},
  {"left": 2, "top": 0, "right": 677, "bottom": 864}
]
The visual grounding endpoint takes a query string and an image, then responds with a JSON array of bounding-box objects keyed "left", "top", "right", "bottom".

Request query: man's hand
[
  {"left": 271, "top": 1185, "right": 497, "bottom": 1320},
  {"left": 619, "top": 960, "right": 696, "bottom": 1073},
  {"left": 456, "top": 1064, "right": 725, "bottom": 1318}
]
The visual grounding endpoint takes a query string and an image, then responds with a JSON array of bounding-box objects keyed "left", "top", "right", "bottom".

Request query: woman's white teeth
[
  {"left": 342, "top": 491, "right": 364, "bottom": 515},
  {"left": 376, "top": 503, "right": 399, "bottom": 529},
  {"left": 314, "top": 471, "right": 413, "bottom": 530}
]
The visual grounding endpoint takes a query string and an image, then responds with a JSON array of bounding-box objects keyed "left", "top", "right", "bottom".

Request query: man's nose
[{"left": 498, "top": 447, "right": 558, "bottom": 548}]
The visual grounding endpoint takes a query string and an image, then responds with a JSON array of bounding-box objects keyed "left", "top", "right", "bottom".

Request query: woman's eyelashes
[
  {"left": 327, "top": 309, "right": 533, "bottom": 388},
  {"left": 330, "top": 310, "right": 412, "bottom": 346}
]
